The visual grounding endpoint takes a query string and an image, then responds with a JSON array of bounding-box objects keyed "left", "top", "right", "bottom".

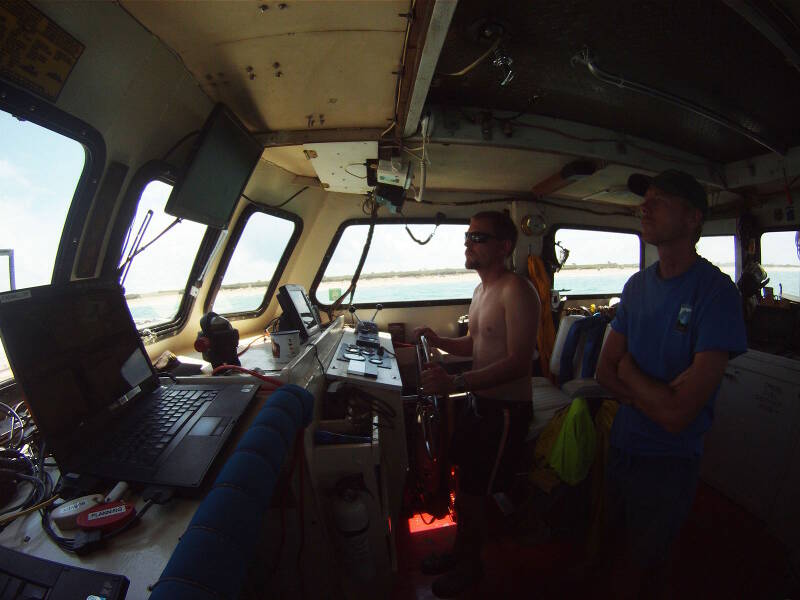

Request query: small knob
[{"left": 194, "top": 336, "right": 211, "bottom": 352}]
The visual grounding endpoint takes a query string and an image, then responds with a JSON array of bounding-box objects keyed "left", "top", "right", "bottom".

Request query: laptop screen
[{"left": 0, "top": 281, "right": 157, "bottom": 460}]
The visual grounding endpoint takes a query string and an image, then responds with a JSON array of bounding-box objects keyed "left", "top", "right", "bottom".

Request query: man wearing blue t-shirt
[{"left": 596, "top": 169, "right": 747, "bottom": 598}]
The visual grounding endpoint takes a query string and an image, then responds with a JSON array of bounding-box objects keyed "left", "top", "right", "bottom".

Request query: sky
[
  {"left": 324, "top": 223, "right": 470, "bottom": 277},
  {"left": 0, "top": 111, "right": 85, "bottom": 292}
]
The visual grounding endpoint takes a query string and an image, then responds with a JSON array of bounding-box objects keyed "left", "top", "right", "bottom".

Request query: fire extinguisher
[{"left": 332, "top": 483, "right": 375, "bottom": 580}]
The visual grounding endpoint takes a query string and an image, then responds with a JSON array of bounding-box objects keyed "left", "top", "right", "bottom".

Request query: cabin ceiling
[
  {"left": 120, "top": 0, "right": 408, "bottom": 132},
  {"left": 430, "top": 0, "right": 800, "bottom": 163},
  {"left": 119, "top": 0, "right": 800, "bottom": 209}
]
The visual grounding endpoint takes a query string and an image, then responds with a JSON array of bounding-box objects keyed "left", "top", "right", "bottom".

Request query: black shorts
[{"left": 449, "top": 394, "right": 533, "bottom": 496}]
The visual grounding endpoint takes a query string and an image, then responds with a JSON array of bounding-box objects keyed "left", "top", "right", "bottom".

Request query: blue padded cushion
[{"left": 150, "top": 384, "right": 314, "bottom": 600}]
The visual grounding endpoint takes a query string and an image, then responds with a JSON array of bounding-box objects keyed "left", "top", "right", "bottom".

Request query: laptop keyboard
[
  {"left": 0, "top": 545, "right": 129, "bottom": 599},
  {"left": 110, "top": 388, "right": 218, "bottom": 466}
]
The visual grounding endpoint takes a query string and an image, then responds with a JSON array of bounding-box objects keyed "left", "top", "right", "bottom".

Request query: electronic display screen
[
  {"left": 277, "top": 284, "right": 320, "bottom": 341},
  {"left": 165, "top": 103, "right": 263, "bottom": 229}
]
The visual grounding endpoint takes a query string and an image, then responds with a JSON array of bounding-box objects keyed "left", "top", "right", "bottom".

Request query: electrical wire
[
  {"left": 237, "top": 335, "right": 267, "bottom": 357},
  {"left": 0, "top": 401, "right": 24, "bottom": 449},
  {"left": 269, "top": 186, "right": 310, "bottom": 209},
  {"left": 344, "top": 164, "right": 367, "bottom": 179},
  {"left": 311, "top": 344, "right": 325, "bottom": 374},
  {"left": 417, "top": 195, "right": 635, "bottom": 217},
  {"left": 438, "top": 37, "right": 502, "bottom": 77},
  {"left": 402, "top": 147, "right": 425, "bottom": 162},
  {"left": 380, "top": 121, "right": 397, "bottom": 139},
  {"left": 535, "top": 197, "right": 635, "bottom": 217},
  {"left": 418, "top": 198, "right": 512, "bottom": 207},
  {"left": 265, "top": 316, "right": 282, "bottom": 334},
  {"left": 361, "top": 193, "right": 378, "bottom": 216},
  {"left": 327, "top": 201, "right": 379, "bottom": 320},
  {"left": 401, "top": 217, "right": 439, "bottom": 245},
  {"left": 0, "top": 495, "right": 57, "bottom": 525},
  {"left": 0, "top": 444, "right": 49, "bottom": 525},
  {"left": 211, "top": 364, "right": 283, "bottom": 387},
  {"left": 385, "top": 0, "right": 416, "bottom": 140},
  {"left": 161, "top": 130, "right": 200, "bottom": 162},
  {"left": 457, "top": 107, "right": 714, "bottom": 169}
]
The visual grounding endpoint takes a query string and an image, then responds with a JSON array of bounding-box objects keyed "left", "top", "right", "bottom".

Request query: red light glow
[{"left": 407, "top": 513, "right": 456, "bottom": 534}]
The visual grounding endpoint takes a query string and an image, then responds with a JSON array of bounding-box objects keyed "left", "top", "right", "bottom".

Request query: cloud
[{"left": 0, "top": 159, "right": 36, "bottom": 193}]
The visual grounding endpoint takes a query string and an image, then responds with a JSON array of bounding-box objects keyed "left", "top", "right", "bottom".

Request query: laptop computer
[{"left": 0, "top": 280, "right": 259, "bottom": 488}]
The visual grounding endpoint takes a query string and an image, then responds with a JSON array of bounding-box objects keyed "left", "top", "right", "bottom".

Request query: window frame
[
  {"left": 310, "top": 217, "right": 473, "bottom": 309},
  {"left": 0, "top": 80, "right": 106, "bottom": 284},
  {"left": 104, "top": 160, "right": 223, "bottom": 339},
  {"left": 758, "top": 227, "right": 799, "bottom": 265},
  {"left": 696, "top": 232, "right": 739, "bottom": 280},
  {"left": 547, "top": 224, "right": 644, "bottom": 299},
  {"left": 203, "top": 202, "right": 303, "bottom": 320},
  {"left": 757, "top": 227, "right": 799, "bottom": 298}
]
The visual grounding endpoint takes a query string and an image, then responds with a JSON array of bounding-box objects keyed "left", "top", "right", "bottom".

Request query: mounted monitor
[
  {"left": 164, "top": 103, "right": 262, "bottom": 229},
  {"left": 276, "top": 284, "right": 321, "bottom": 341}
]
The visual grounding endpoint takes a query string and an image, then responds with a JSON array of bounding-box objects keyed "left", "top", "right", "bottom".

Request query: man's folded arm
[
  {"left": 595, "top": 328, "right": 636, "bottom": 405},
  {"left": 618, "top": 350, "right": 729, "bottom": 433}
]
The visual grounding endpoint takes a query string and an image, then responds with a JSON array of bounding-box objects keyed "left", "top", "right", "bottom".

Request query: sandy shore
[{"left": 320, "top": 271, "right": 480, "bottom": 289}]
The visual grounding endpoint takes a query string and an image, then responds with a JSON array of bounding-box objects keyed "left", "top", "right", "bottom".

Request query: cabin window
[
  {"left": 210, "top": 209, "right": 298, "bottom": 315},
  {"left": 314, "top": 222, "right": 479, "bottom": 305},
  {"left": 0, "top": 110, "right": 86, "bottom": 381},
  {"left": 120, "top": 180, "right": 207, "bottom": 329},
  {"left": 697, "top": 235, "right": 736, "bottom": 282},
  {"left": 553, "top": 228, "right": 641, "bottom": 296},
  {"left": 760, "top": 230, "right": 800, "bottom": 299}
]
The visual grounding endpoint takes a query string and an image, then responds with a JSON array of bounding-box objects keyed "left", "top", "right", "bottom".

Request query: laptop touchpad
[{"left": 189, "top": 416, "right": 223, "bottom": 436}]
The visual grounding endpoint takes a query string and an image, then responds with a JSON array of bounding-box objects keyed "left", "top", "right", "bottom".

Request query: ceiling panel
[
  {"left": 413, "top": 144, "right": 572, "bottom": 193},
  {"left": 428, "top": 0, "right": 800, "bottom": 162},
  {"left": 261, "top": 146, "right": 316, "bottom": 178},
  {"left": 121, "top": 1, "right": 407, "bottom": 131}
]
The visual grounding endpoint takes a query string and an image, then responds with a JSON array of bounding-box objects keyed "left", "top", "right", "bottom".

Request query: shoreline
[{"left": 121, "top": 264, "right": 800, "bottom": 300}]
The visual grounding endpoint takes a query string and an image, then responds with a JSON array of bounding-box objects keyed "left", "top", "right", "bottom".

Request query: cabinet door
[
  {"left": 701, "top": 354, "right": 800, "bottom": 521},
  {"left": 769, "top": 431, "right": 800, "bottom": 549}
]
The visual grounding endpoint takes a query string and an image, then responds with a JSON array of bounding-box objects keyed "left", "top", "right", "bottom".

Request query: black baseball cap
[{"left": 628, "top": 169, "right": 708, "bottom": 219}]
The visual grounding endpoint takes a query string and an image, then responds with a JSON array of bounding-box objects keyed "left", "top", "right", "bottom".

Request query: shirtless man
[{"left": 414, "top": 210, "right": 540, "bottom": 598}]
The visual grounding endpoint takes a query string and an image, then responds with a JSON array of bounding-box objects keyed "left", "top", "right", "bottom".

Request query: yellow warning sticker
[{"left": 0, "top": 0, "right": 84, "bottom": 101}]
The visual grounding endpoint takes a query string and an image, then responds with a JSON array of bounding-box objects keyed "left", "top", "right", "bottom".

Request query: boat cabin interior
[{"left": 0, "top": 0, "right": 799, "bottom": 598}]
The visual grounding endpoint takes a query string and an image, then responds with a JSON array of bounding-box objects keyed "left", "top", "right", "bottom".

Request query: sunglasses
[{"left": 464, "top": 231, "right": 498, "bottom": 244}]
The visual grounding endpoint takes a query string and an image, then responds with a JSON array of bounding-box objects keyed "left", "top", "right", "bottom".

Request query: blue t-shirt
[{"left": 610, "top": 257, "right": 747, "bottom": 457}]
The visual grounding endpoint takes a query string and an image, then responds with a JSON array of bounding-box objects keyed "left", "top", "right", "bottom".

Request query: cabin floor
[{"left": 391, "top": 480, "right": 799, "bottom": 599}]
